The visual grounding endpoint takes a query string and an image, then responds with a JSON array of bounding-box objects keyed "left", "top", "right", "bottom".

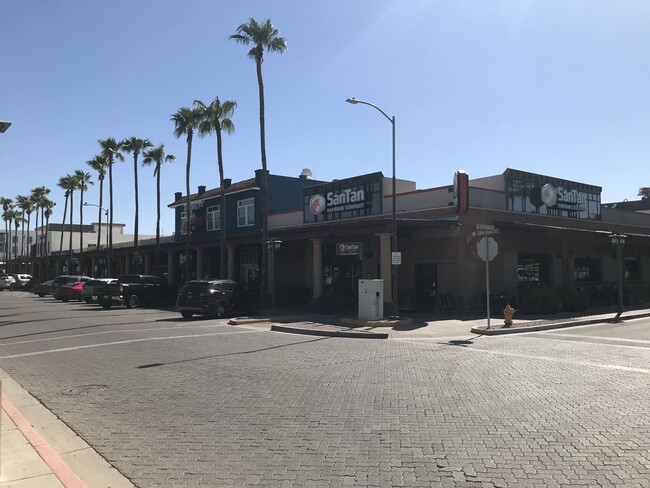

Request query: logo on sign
[
  {"left": 309, "top": 194, "right": 326, "bottom": 215},
  {"left": 337, "top": 242, "right": 362, "bottom": 256}
]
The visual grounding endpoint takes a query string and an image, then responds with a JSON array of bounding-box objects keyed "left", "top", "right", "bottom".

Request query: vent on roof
[{"left": 300, "top": 168, "right": 314, "bottom": 180}]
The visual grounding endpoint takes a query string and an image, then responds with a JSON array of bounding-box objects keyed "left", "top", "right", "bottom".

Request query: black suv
[{"left": 176, "top": 280, "right": 257, "bottom": 319}]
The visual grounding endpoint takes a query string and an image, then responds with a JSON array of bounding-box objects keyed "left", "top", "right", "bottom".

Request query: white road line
[
  {"left": 0, "top": 330, "right": 264, "bottom": 359},
  {"left": 0, "top": 324, "right": 228, "bottom": 346},
  {"left": 536, "top": 332, "right": 650, "bottom": 345},
  {"left": 456, "top": 347, "right": 650, "bottom": 375}
]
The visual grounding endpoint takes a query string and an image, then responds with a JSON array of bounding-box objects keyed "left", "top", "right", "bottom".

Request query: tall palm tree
[
  {"left": 30, "top": 186, "right": 50, "bottom": 276},
  {"left": 0, "top": 197, "right": 12, "bottom": 270},
  {"left": 87, "top": 155, "right": 108, "bottom": 271},
  {"left": 121, "top": 137, "right": 152, "bottom": 255},
  {"left": 98, "top": 138, "right": 124, "bottom": 277},
  {"left": 230, "top": 18, "right": 287, "bottom": 300},
  {"left": 195, "top": 97, "right": 237, "bottom": 278},
  {"left": 43, "top": 199, "right": 55, "bottom": 278},
  {"left": 2, "top": 207, "right": 18, "bottom": 272},
  {"left": 74, "top": 169, "right": 93, "bottom": 274},
  {"left": 12, "top": 212, "right": 23, "bottom": 272},
  {"left": 15, "top": 195, "right": 31, "bottom": 271},
  {"left": 171, "top": 106, "right": 202, "bottom": 281},
  {"left": 23, "top": 196, "right": 35, "bottom": 273},
  {"left": 142, "top": 144, "right": 176, "bottom": 277},
  {"left": 57, "top": 175, "right": 75, "bottom": 272},
  {"left": 67, "top": 173, "right": 81, "bottom": 270}
]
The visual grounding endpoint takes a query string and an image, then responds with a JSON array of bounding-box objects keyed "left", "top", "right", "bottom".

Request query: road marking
[
  {"left": 0, "top": 330, "right": 264, "bottom": 359},
  {"left": 537, "top": 332, "right": 650, "bottom": 346},
  {"left": 0, "top": 323, "right": 229, "bottom": 346},
  {"left": 458, "top": 347, "right": 650, "bottom": 375}
]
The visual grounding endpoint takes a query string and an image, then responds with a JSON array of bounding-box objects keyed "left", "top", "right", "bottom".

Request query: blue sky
[{"left": 2, "top": 0, "right": 649, "bottom": 236}]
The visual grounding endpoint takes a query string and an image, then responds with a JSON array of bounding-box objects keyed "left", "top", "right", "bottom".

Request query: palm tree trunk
[
  {"left": 133, "top": 154, "right": 139, "bottom": 252},
  {"left": 108, "top": 161, "right": 114, "bottom": 276},
  {"left": 69, "top": 190, "right": 74, "bottom": 272},
  {"left": 155, "top": 166, "right": 161, "bottom": 277},
  {"left": 185, "top": 134, "right": 193, "bottom": 281},
  {"left": 79, "top": 187, "right": 84, "bottom": 273},
  {"left": 256, "top": 57, "right": 269, "bottom": 302},
  {"left": 26, "top": 213, "right": 31, "bottom": 273},
  {"left": 97, "top": 178, "right": 104, "bottom": 276},
  {"left": 216, "top": 131, "right": 227, "bottom": 278},
  {"left": 59, "top": 196, "right": 69, "bottom": 274}
]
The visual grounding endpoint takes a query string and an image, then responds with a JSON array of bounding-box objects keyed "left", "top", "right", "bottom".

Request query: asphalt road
[{"left": 2, "top": 292, "right": 650, "bottom": 487}]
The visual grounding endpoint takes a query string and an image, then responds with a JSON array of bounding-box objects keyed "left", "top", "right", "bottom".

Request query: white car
[{"left": 0, "top": 274, "right": 33, "bottom": 291}]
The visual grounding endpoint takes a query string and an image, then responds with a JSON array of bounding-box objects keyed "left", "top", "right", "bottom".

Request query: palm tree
[
  {"left": 142, "top": 144, "right": 176, "bottom": 277},
  {"left": 0, "top": 197, "right": 12, "bottom": 270},
  {"left": 121, "top": 137, "right": 152, "bottom": 256},
  {"left": 30, "top": 186, "right": 50, "bottom": 276},
  {"left": 43, "top": 199, "right": 55, "bottom": 277},
  {"left": 98, "top": 138, "right": 124, "bottom": 276},
  {"left": 12, "top": 212, "right": 23, "bottom": 272},
  {"left": 74, "top": 170, "right": 93, "bottom": 274},
  {"left": 15, "top": 195, "right": 32, "bottom": 271},
  {"left": 171, "top": 106, "right": 202, "bottom": 281},
  {"left": 67, "top": 173, "right": 82, "bottom": 271},
  {"left": 87, "top": 155, "right": 108, "bottom": 272},
  {"left": 195, "top": 97, "right": 237, "bottom": 278},
  {"left": 638, "top": 187, "right": 650, "bottom": 200},
  {"left": 230, "top": 18, "right": 287, "bottom": 300},
  {"left": 57, "top": 175, "right": 76, "bottom": 273},
  {"left": 2, "top": 207, "right": 18, "bottom": 272}
]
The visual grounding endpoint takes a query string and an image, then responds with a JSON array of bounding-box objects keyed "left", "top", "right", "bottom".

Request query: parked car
[
  {"left": 176, "top": 279, "right": 258, "bottom": 319},
  {"left": 81, "top": 278, "right": 117, "bottom": 304},
  {"left": 49, "top": 275, "right": 91, "bottom": 297},
  {"left": 97, "top": 274, "right": 174, "bottom": 309},
  {"left": 54, "top": 281, "right": 86, "bottom": 302},
  {"left": 0, "top": 274, "right": 33, "bottom": 291},
  {"left": 32, "top": 280, "right": 54, "bottom": 297}
]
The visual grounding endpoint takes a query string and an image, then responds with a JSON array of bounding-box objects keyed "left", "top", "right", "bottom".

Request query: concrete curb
[
  {"left": 471, "top": 311, "right": 650, "bottom": 335},
  {"left": 340, "top": 317, "right": 413, "bottom": 328},
  {"left": 270, "top": 324, "right": 388, "bottom": 339}
]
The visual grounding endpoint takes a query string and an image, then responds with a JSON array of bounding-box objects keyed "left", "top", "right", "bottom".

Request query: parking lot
[{"left": 2, "top": 291, "right": 650, "bottom": 487}]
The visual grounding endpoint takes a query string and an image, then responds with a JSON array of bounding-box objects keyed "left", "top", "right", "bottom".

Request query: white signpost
[{"left": 476, "top": 225, "right": 499, "bottom": 329}]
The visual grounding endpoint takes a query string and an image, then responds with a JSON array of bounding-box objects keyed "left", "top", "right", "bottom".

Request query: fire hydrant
[{"left": 503, "top": 303, "right": 515, "bottom": 327}]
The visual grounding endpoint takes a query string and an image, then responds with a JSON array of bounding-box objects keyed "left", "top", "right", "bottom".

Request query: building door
[
  {"left": 239, "top": 246, "right": 259, "bottom": 291},
  {"left": 415, "top": 263, "right": 437, "bottom": 310}
]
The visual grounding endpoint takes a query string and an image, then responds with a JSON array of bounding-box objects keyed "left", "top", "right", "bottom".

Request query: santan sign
[
  {"left": 325, "top": 188, "right": 365, "bottom": 213},
  {"left": 304, "top": 172, "right": 383, "bottom": 223}
]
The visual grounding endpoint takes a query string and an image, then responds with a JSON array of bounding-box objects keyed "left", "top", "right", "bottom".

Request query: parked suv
[
  {"left": 0, "top": 274, "right": 33, "bottom": 291},
  {"left": 176, "top": 280, "right": 257, "bottom": 319}
]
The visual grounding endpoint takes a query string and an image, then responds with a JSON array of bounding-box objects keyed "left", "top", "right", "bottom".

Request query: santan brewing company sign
[{"left": 309, "top": 188, "right": 365, "bottom": 215}]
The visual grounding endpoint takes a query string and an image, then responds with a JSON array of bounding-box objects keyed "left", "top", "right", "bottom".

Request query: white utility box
[{"left": 358, "top": 279, "right": 384, "bottom": 320}]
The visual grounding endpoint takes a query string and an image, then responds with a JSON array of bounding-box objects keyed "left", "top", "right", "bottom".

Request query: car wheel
[
  {"left": 9, "top": 284, "right": 15, "bottom": 291},
  {"left": 215, "top": 302, "right": 226, "bottom": 319},
  {"left": 38, "top": 293, "right": 45, "bottom": 297},
  {"left": 84, "top": 298, "right": 93, "bottom": 304},
  {"left": 181, "top": 311, "right": 193, "bottom": 319},
  {"left": 126, "top": 294, "right": 139, "bottom": 309},
  {"left": 102, "top": 302, "right": 112, "bottom": 310}
]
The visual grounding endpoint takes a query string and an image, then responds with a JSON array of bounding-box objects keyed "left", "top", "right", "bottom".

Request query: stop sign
[{"left": 477, "top": 237, "right": 498, "bottom": 262}]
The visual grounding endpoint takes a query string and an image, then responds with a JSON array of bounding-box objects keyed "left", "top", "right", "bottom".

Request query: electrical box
[{"left": 358, "top": 279, "right": 384, "bottom": 320}]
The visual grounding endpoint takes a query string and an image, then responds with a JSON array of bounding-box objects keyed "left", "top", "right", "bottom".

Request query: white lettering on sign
[{"left": 326, "top": 188, "right": 365, "bottom": 212}]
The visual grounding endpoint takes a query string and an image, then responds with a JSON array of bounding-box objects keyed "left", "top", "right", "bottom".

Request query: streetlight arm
[{"left": 346, "top": 97, "right": 393, "bottom": 124}]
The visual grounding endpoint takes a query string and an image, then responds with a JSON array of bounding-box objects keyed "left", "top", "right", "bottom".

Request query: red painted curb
[{"left": 1, "top": 393, "right": 86, "bottom": 488}]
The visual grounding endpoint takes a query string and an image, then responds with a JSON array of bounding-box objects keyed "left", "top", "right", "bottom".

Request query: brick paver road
[{"left": 2, "top": 292, "right": 650, "bottom": 487}]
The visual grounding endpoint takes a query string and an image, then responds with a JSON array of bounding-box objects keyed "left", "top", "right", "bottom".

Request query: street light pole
[
  {"left": 346, "top": 97, "right": 399, "bottom": 317},
  {"left": 610, "top": 233, "right": 626, "bottom": 320}
]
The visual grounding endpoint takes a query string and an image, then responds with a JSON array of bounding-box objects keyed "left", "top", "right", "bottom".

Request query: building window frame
[
  {"left": 237, "top": 198, "right": 255, "bottom": 227},
  {"left": 206, "top": 205, "right": 220, "bottom": 231}
]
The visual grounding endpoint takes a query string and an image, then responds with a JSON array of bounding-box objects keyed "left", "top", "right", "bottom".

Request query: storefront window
[
  {"left": 574, "top": 256, "right": 601, "bottom": 282},
  {"left": 625, "top": 257, "right": 641, "bottom": 281},
  {"left": 517, "top": 254, "right": 550, "bottom": 288}
]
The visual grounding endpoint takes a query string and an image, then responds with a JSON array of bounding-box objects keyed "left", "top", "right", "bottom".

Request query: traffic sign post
[{"left": 476, "top": 231, "right": 499, "bottom": 329}]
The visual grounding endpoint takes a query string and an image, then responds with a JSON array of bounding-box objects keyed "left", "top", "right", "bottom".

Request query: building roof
[
  {"left": 602, "top": 199, "right": 650, "bottom": 212},
  {"left": 168, "top": 178, "right": 258, "bottom": 209}
]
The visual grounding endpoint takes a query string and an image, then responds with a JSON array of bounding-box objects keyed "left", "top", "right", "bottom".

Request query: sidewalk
[{"left": 0, "top": 370, "right": 134, "bottom": 488}]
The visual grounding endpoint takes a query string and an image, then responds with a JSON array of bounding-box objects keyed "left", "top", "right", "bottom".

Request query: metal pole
[
  {"left": 486, "top": 238, "right": 491, "bottom": 329},
  {"left": 617, "top": 241, "right": 624, "bottom": 317},
  {"left": 391, "top": 115, "right": 398, "bottom": 318}
]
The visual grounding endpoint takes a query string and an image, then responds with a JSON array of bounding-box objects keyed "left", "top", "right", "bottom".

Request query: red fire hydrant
[{"left": 503, "top": 303, "right": 515, "bottom": 327}]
